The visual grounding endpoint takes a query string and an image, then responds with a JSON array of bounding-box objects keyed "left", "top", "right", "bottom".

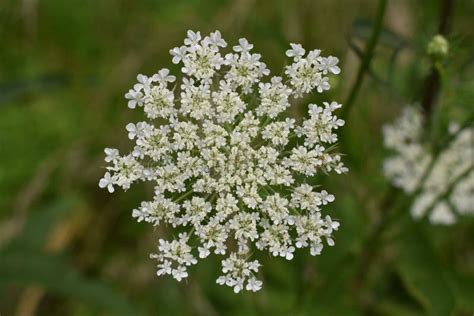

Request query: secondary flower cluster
[
  {"left": 383, "top": 106, "right": 473, "bottom": 225},
  {"left": 99, "top": 30, "right": 347, "bottom": 292}
]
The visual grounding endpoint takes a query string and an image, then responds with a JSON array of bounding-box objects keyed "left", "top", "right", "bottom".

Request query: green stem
[
  {"left": 422, "top": 165, "right": 473, "bottom": 213},
  {"left": 420, "top": 0, "right": 453, "bottom": 123},
  {"left": 174, "top": 189, "right": 194, "bottom": 203},
  {"left": 341, "top": 0, "right": 387, "bottom": 121}
]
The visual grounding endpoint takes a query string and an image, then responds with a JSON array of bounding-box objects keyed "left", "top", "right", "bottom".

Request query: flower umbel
[
  {"left": 383, "top": 106, "right": 474, "bottom": 225},
  {"left": 99, "top": 30, "right": 347, "bottom": 292}
]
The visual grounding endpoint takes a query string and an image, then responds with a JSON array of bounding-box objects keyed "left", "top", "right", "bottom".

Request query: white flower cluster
[
  {"left": 99, "top": 30, "right": 346, "bottom": 292},
  {"left": 383, "top": 106, "right": 473, "bottom": 225}
]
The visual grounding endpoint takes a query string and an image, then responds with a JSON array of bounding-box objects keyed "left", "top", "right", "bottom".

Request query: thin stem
[
  {"left": 420, "top": 0, "right": 454, "bottom": 121},
  {"left": 422, "top": 165, "right": 473, "bottom": 213},
  {"left": 174, "top": 189, "right": 194, "bottom": 203},
  {"left": 341, "top": 0, "right": 387, "bottom": 121}
]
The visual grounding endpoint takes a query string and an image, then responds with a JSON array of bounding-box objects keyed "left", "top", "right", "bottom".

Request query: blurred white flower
[
  {"left": 383, "top": 106, "right": 473, "bottom": 225},
  {"left": 100, "top": 30, "right": 346, "bottom": 292}
]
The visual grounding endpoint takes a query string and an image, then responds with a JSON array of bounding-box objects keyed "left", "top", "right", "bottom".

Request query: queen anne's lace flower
[
  {"left": 99, "top": 30, "right": 347, "bottom": 292},
  {"left": 383, "top": 106, "right": 473, "bottom": 225}
]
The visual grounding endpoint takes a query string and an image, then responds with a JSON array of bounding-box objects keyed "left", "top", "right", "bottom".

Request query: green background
[{"left": 0, "top": 0, "right": 473, "bottom": 315}]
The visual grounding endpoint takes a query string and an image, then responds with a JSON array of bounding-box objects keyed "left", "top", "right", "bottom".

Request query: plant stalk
[{"left": 341, "top": 0, "right": 387, "bottom": 121}]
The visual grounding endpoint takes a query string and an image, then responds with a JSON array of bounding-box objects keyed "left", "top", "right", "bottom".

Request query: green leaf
[
  {"left": 0, "top": 249, "right": 139, "bottom": 316},
  {"left": 396, "top": 223, "right": 455, "bottom": 316}
]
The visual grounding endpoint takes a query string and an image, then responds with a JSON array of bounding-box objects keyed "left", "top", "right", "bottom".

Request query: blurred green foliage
[{"left": 0, "top": 0, "right": 473, "bottom": 315}]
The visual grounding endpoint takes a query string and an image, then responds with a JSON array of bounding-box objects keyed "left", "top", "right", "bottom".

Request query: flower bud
[{"left": 427, "top": 34, "right": 449, "bottom": 60}]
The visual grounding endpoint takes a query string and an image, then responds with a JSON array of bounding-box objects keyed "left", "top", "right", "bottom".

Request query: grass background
[{"left": 0, "top": 0, "right": 473, "bottom": 315}]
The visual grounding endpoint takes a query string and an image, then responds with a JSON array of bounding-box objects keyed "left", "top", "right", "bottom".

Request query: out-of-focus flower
[{"left": 383, "top": 106, "right": 473, "bottom": 225}]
